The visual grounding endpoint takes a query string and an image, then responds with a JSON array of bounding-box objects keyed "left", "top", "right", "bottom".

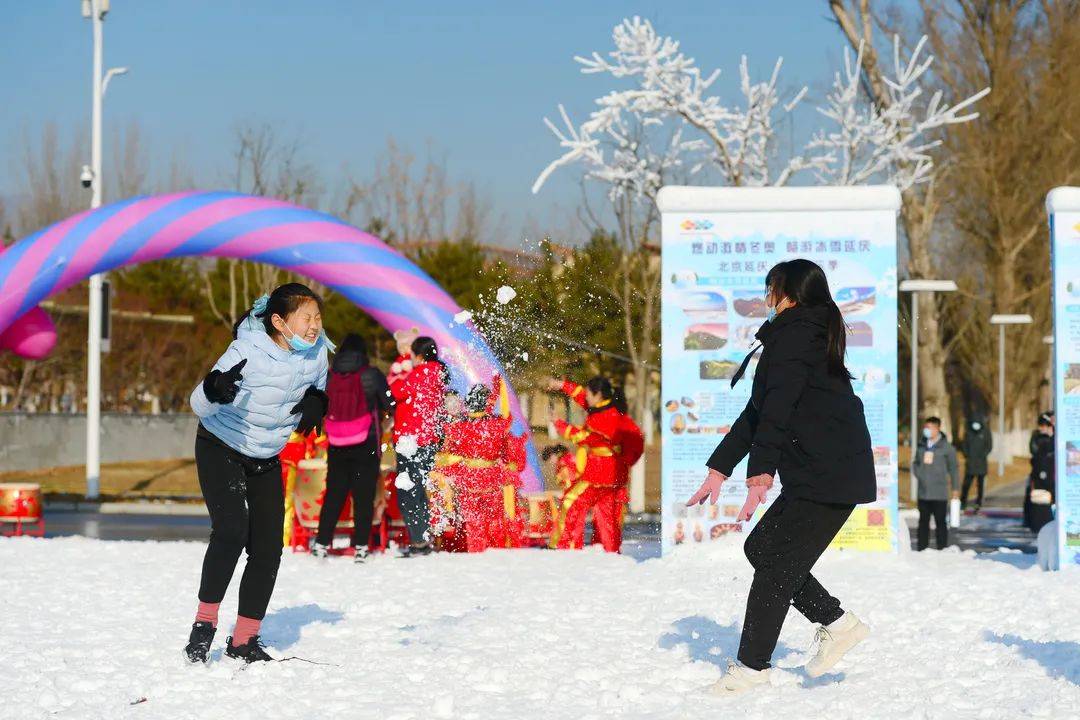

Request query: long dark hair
[
  {"left": 232, "top": 282, "right": 323, "bottom": 339},
  {"left": 586, "top": 375, "right": 627, "bottom": 412},
  {"left": 765, "top": 259, "right": 852, "bottom": 380}
]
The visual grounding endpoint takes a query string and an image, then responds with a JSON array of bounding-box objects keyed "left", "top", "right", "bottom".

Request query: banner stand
[{"left": 657, "top": 186, "right": 901, "bottom": 555}]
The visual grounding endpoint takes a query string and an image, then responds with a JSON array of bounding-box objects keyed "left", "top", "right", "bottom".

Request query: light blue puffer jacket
[{"left": 190, "top": 316, "right": 329, "bottom": 459}]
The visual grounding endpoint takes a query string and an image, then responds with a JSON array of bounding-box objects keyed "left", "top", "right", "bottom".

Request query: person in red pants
[
  {"left": 436, "top": 384, "right": 524, "bottom": 552},
  {"left": 547, "top": 376, "right": 643, "bottom": 552}
]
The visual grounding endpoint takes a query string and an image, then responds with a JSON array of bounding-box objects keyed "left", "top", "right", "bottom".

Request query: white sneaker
[
  {"left": 706, "top": 661, "right": 771, "bottom": 695},
  {"left": 353, "top": 546, "right": 370, "bottom": 564},
  {"left": 806, "top": 612, "right": 870, "bottom": 678},
  {"left": 310, "top": 542, "right": 329, "bottom": 559}
]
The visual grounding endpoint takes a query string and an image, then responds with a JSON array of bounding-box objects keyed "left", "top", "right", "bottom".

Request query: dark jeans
[
  {"left": 917, "top": 499, "right": 948, "bottom": 550},
  {"left": 961, "top": 474, "right": 985, "bottom": 509},
  {"left": 396, "top": 444, "right": 437, "bottom": 545},
  {"left": 316, "top": 436, "right": 380, "bottom": 548},
  {"left": 738, "top": 494, "right": 854, "bottom": 671},
  {"left": 195, "top": 430, "right": 284, "bottom": 621}
]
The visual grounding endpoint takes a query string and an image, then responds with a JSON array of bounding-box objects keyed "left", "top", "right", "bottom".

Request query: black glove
[
  {"left": 203, "top": 359, "right": 247, "bottom": 404},
  {"left": 291, "top": 386, "right": 329, "bottom": 436}
]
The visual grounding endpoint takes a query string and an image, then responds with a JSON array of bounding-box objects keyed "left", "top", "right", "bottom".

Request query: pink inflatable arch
[{"left": 0, "top": 191, "right": 541, "bottom": 488}]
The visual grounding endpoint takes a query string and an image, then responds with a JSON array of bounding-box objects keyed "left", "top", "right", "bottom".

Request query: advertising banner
[{"left": 658, "top": 186, "right": 901, "bottom": 555}]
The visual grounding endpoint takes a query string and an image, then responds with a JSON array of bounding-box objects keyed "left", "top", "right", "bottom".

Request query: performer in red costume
[
  {"left": 436, "top": 384, "right": 525, "bottom": 552},
  {"left": 547, "top": 376, "right": 643, "bottom": 553}
]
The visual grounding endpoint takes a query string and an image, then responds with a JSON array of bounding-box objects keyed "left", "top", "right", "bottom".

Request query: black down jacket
[{"left": 706, "top": 304, "right": 877, "bottom": 505}]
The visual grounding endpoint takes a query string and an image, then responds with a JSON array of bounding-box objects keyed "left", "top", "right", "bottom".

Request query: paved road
[{"left": 34, "top": 505, "right": 1038, "bottom": 563}]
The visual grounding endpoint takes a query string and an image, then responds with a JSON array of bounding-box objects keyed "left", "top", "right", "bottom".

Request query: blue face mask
[
  {"left": 283, "top": 326, "right": 317, "bottom": 353},
  {"left": 766, "top": 306, "right": 777, "bottom": 323},
  {"left": 922, "top": 428, "right": 932, "bottom": 439}
]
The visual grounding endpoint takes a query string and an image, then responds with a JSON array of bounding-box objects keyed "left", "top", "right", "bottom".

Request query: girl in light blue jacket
[{"left": 183, "top": 283, "right": 331, "bottom": 664}]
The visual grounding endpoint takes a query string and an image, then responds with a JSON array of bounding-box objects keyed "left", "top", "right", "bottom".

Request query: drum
[
  {"left": 521, "top": 490, "right": 560, "bottom": 542},
  {"left": 0, "top": 483, "right": 42, "bottom": 522},
  {"left": 294, "top": 458, "right": 353, "bottom": 530}
]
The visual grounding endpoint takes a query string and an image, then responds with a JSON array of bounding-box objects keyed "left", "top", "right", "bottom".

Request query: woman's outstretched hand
[
  {"left": 738, "top": 485, "right": 769, "bottom": 521},
  {"left": 745, "top": 473, "right": 774, "bottom": 489},
  {"left": 686, "top": 468, "right": 727, "bottom": 506}
]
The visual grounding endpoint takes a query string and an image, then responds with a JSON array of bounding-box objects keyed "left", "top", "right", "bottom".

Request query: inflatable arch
[{"left": 0, "top": 191, "right": 541, "bottom": 489}]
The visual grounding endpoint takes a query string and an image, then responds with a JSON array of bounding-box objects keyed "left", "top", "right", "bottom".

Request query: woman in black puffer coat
[{"left": 687, "top": 259, "right": 876, "bottom": 694}]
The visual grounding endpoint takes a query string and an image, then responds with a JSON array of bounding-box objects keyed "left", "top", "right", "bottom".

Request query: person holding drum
[{"left": 184, "top": 283, "right": 331, "bottom": 664}]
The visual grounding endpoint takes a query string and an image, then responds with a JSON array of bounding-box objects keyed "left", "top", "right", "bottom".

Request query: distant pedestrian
[
  {"left": 1028, "top": 412, "right": 1055, "bottom": 535},
  {"left": 959, "top": 417, "right": 992, "bottom": 512},
  {"left": 913, "top": 416, "right": 959, "bottom": 551}
]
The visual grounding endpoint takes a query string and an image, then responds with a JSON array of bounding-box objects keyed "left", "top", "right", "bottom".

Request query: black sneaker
[
  {"left": 225, "top": 635, "right": 274, "bottom": 663},
  {"left": 184, "top": 621, "right": 216, "bottom": 664},
  {"left": 399, "top": 542, "right": 433, "bottom": 558}
]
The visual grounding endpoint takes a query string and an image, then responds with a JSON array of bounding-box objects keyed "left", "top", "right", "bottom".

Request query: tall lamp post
[
  {"left": 989, "top": 314, "right": 1034, "bottom": 477},
  {"left": 898, "top": 279, "right": 957, "bottom": 504},
  {"left": 82, "top": 0, "right": 128, "bottom": 499}
]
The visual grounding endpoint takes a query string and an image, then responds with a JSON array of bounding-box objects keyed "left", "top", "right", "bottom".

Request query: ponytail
[
  {"left": 611, "top": 386, "right": 629, "bottom": 415},
  {"left": 825, "top": 301, "right": 854, "bottom": 380}
]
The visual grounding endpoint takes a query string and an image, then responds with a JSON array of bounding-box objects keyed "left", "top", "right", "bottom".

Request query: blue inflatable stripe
[
  {"left": 18, "top": 197, "right": 142, "bottom": 316},
  {"left": 164, "top": 206, "right": 351, "bottom": 258},
  {"left": 90, "top": 192, "right": 238, "bottom": 275},
  {"left": 0, "top": 227, "right": 45, "bottom": 291},
  {"left": 248, "top": 242, "right": 434, "bottom": 284}
]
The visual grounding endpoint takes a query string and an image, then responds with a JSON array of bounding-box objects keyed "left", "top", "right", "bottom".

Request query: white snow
[
  {"left": 453, "top": 310, "right": 473, "bottom": 324},
  {"left": 395, "top": 435, "right": 419, "bottom": 459},
  {"left": 496, "top": 286, "right": 517, "bottom": 305},
  {"left": 394, "top": 471, "right": 415, "bottom": 491},
  {"left": 4, "top": 537, "right": 1079, "bottom": 718}
]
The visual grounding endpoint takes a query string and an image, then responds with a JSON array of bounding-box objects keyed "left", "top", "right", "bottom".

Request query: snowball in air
[
  {"left": 396, "top": 435, "right": 419, "bottom": 458},
  {"left": 496, "top": 286, "right": 517, "bottom": 304},
  {"left": 454, "top": 310, "right": 473, "bottom": 323},
  {"left": 395, "top": 472, "right": 415, "bottom": 491}
]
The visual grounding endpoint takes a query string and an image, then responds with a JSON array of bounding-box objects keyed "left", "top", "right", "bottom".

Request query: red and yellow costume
[
  {"left": 550, "top": 381, "right": 644, "bottom": 553},
  {"left": 436, "top": 402, "right": 525, "bottom": 553},
  {"left": 279, "top": 429, "right": 328, "bottom": 546}
]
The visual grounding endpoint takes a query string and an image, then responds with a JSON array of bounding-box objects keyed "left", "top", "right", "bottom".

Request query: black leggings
[
  {"left": 316, "top": 436, "right": 380, "bottom": 548},
  {"left": 738, "top": 494, "right": 854, "bottom": 671},
  {"left": 195, "top": 430, "right": 284, "bottom": 621},
  {"left": 396, "top": 444, "right": 437, "bottom": 545}
]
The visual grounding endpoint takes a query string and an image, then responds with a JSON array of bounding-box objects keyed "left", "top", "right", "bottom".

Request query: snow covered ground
[{"left": 4, "top": 536, "right": 1079, "bottom": 720}]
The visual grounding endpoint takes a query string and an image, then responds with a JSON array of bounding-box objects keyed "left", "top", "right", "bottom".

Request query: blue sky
[{"left": 2, "top": 1, "right": 847, "bottom": 241}]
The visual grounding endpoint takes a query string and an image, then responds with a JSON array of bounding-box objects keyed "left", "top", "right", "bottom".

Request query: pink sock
[
  {"left": 195, "top": 601, "right": 220, "bottom": 627},
  {"left": 231, "top": 615, "right": 261, "bottom": 646}
]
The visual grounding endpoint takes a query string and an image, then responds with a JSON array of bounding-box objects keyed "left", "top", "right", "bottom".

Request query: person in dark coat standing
[
  {"left": 686, "top": 259, "right": 875, "bottom": 695},
  {"left": 1028, "top": 412, "right": 1055, "bottom": 534},
  {"left": 312, "top": 334, "right": 393, "bottom": 562},
  {"left": 959, "top": 418, "right": 992, "bottom": 512}
]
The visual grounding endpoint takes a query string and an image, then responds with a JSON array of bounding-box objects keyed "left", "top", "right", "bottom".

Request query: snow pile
[{"left": 3, "top": 536, "right": 1079, "bottom": 719}]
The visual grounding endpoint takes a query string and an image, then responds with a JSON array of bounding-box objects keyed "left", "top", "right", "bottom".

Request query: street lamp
[
  {"left": 990, "top": 314, "right": 1034, "bottom": 477},
  {"left": 83, "top": 0, "right": 128, "bottom": 499},
  {"left": 899, "top": 279, "right": 958, "bottom": 504}
]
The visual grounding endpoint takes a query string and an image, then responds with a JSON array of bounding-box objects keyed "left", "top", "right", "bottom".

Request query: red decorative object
[{"left": 0, "top": 483, "right": 45, "bottom": 537}]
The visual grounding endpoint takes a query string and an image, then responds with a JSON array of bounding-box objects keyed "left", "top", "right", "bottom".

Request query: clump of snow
[
  {"left": 394, "top": 472, "right": 415, "bottom": 491},
  {"left": 396, "top": 435, "right": 419, "bottom": 459},
  {"left": 453, "top": 310, "right": 473, "bottom": 324},
  {"left": 496, "top": 286, "right": 517, "bottom": 305},
  {"left": 521, "top": 352, "right": 529, "bottom": 362}
]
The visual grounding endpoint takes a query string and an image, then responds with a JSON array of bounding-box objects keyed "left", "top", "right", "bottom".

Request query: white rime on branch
[{"left": 533, "top": 17, "right": 990, "bottom": 199}]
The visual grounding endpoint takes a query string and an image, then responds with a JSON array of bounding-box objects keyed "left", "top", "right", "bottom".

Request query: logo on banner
[{"left": 680, "top": 219, "right": 714, "bottom": 231}]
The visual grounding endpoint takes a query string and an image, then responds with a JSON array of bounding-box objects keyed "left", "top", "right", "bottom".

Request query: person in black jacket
[
  {"left": 686, "top": 259, "right": 875, "bottom": 694},
  {"left": 1027, "top": 412, "right": 1055, "bottom": 534},
  {"left": 959, "top": 418, "right": 992, "bottom": 512},
  {"left": 312, "top": 334, "right": 393, "bottom": 562}
]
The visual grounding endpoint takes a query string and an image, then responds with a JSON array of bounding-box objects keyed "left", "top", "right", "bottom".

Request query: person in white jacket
[{"left": 183, "top": 283, "right": 331, "bottom": 664}]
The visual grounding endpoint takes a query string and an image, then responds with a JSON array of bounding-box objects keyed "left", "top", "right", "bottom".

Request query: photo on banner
[
  {"left": 658, "top": 186, "right": 900, "bottom": 556},
  {"left": 1048, "top": 187, "right": 1080, "bottom": 569}
]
